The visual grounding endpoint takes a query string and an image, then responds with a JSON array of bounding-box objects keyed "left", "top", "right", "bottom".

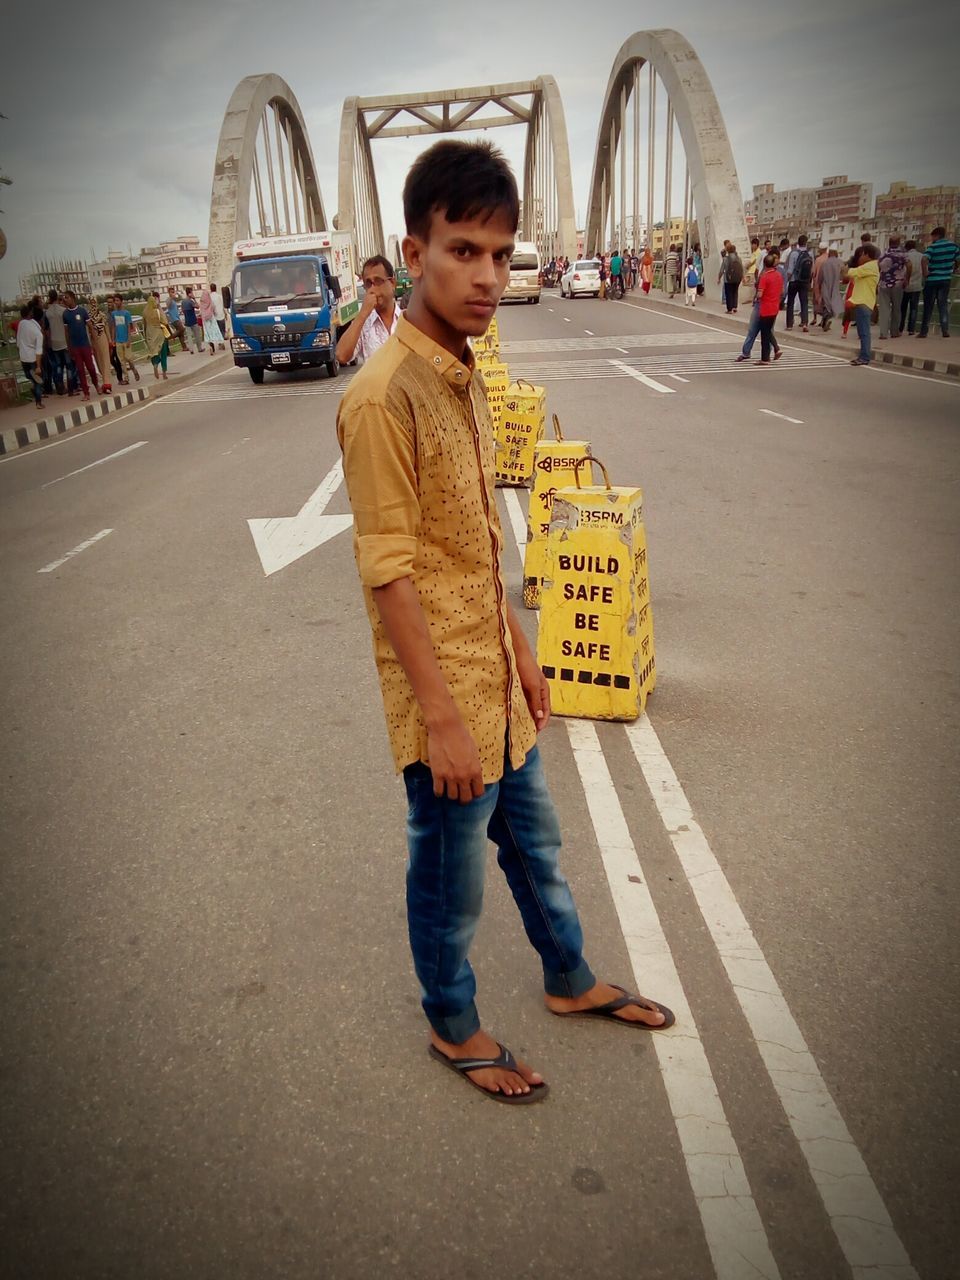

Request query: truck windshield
[
  {"left": 233, "top": 261, "right": 325, "bottom": 310},
  {"left": 510, "top": 253, "right": 539, "bottom": 272}
]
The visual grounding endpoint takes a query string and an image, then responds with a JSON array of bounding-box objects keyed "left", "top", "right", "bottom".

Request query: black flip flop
[
  {"left": 551, "top": 984, "right": 675, "bottom": 1030},
  {"left": 428, "top": 1042, "right": 549, "bottom": 1105}
]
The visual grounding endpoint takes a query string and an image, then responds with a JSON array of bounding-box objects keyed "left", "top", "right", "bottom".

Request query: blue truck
[{"left": 229, "top": 232, "right": 360, "bottom": 384}]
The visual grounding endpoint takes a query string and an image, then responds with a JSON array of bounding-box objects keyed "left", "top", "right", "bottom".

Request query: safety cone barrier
[
  {"left": 494, "top": 379, "right": 546, "bottom": 487},
  {"left": 523, "top": 414, "right": 591, "bottom": 609},
  {"left": 537, "top": 454, "right": 655, "bottom": 721}
]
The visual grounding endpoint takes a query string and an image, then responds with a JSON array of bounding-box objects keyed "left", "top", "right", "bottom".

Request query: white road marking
[
  {"left": 567, "top": 722, "right": 781, "bottom": 1280},
  {"left": 614, "top": 346, "right": 630, "bottom": 354},
  {"left": 37, "top": 528, "right": 113, "bottom": 574},
  {"left": 584, "top": 329, "right": 594, "bottom": 335},
  {"left": 759, "top": 409, "right": 804, "bottom": 424},
  {"left": 248, "top": 457, "right": 353, "bottom": 576},
  {"left": 609, "top": 360, "right": 675, "bottom": 394},
  {"left": 563, "top": 316, "right": 571, "bottom": 323},
  {"left": 615, "top": 297, "right": 958, "bottom": 386},
  {"left": 501, "top": 485, "right": 781, "bottom": 1280},
  {"left": 666, "top": 373, "right": 690, "bottom": 383},
  {"left": 624, "top": 718, "right": 919, "bottom": 1279},
  {"left": 40, "top": 441, "right": 148, "bottom": 489}
]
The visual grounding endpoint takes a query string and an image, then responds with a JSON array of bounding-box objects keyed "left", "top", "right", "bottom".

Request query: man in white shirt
[
  {"left": 335, "top": 256, "right": 400, "bottom": 365},
  {"left": 17, "top": 304, "right": 46, "bottom": 408}
]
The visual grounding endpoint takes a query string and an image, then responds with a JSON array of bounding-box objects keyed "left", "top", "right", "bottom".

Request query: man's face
[
  {"left": 404, "top": 208, "right": 514, "bottom": 338},
  {"left": 168, "top": 287, "right": 175, "bottom": 297},
  {"left": 361, "top": 263, "right": 395, "bottom": 311}
]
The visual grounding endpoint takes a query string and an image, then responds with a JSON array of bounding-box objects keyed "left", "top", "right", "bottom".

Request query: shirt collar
[{"left": 396, "top": 314, "right": 474, "bottom": 389}]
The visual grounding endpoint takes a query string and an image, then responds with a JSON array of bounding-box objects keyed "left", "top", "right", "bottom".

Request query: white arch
[
  {"left": 585, "top": 29, "right": 748, "bottom": 287},
  {"left": 520, "top": 76, "right": 578, "bottom": 261},
  {"left": 207, "top": 74, "right": 327, "bottom": 291}
]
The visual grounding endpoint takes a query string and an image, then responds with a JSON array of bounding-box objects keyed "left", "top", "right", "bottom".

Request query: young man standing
[
  {"left": 181, "top": 287, "right": 204, "bottom": 353},
  {"left": 336, "top": 140, "right": 673, "bottom": 1105},
  {"left": 335, "top": 255, "right": 400, "bottom": 366},
  {"left": 785, "top": 234, "right": 813, "bottom": 331},
  {"left": 109, "top": 295, "right": 140, "bottom": 383},
  {"left": 61, "top": 291, "right": 100, "bottom": 401},
  {"left": 917, "top": 226, "right": 959, "bottom": 339}
]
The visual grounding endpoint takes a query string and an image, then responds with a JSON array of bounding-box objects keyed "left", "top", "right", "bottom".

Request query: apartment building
[
  {"left": 154, "top": 236, "right": 209, "bottom": 293},
  {"left": 874, "top": 181, "right": 960, "bottom": 241},
  {"left": 816, "top": 176, "right": 873, "bottom": 224}
]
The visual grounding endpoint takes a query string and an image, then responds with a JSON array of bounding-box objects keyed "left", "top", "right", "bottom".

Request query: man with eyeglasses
[{"left": 335, "top": 255, "right": 400, "bottom": 365}]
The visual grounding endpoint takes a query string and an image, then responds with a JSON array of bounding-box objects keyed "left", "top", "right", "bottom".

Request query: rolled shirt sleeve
[{"left": 338, "top": 398, "right": 420, "bottom": 588}]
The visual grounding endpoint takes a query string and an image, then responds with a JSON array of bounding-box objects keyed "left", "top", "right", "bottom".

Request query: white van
[{"left": 503, "top": 241, "right": 541, "bottom": 303}]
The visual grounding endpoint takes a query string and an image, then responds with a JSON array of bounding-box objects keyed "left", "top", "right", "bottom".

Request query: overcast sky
[{"left": 1, "top": 0, "right": 956, "bottom": 296}]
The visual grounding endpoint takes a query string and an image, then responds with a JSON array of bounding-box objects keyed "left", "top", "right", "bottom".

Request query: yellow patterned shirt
[{"left": 336, "top": 315, "right": 536, "bottom": 783}]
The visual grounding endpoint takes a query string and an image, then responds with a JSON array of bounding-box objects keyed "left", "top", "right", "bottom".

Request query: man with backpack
[
  {"left": 785, "top": 234, "right": 813, "bottom": 331},
  {"left": 719, "top": 244, "right": 744, "bottom": 313}
]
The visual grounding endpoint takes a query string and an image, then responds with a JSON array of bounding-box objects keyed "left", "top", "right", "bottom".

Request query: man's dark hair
[
  {"left": 20, "top": 303, "right": 30, "bottom": 318},
  {"left": 861, "top": 233, "right": 872, "bottom": 243},
  {"left": 403, "top": 139, "right": 519, "bottom": 239},
  {"left": 931, "top": 226, "right": 946, "bottom": 239},
  {"left": 763, "top": 252, "right": 777, "bottom": 269},
  {"left": 904, "top": 239, "right": 917, "bottom": 251},
  {"left": 47, "top": 288, "right": 58, "bottom": 303},
  {"left": 798, "top": 234, "right": 808, "bottom": 247},
  {"left": 779, "top": 237, "right": 790, "bottom": 248},
  {"left": 751, "top": 237, "right": 759, "bottom": 246},
  {"left": 361, "top": 255, "right": 394, "bottom": 279},
  {"left": 888, "top": 236, "right": 901, "bottom": 248},
  {"left": 31, "top": 304, "right": 44, "bottom": 322},
  {"left": 860, "top": 243, "right": 879, "bottom": 260}
]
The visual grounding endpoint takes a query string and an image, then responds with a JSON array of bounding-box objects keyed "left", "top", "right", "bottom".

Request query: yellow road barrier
[
  {"left": 473, "top": 315, "right": 500, "bottom": 359},
  {"left": 477, "top": 359, "right": 510, "bottom": 428},
  {"left": 495, "top": 379, "right": 545, "bottom": 487},
  {"left": 523, "top": 414, "right": 591, "bottom": 609},
  {"left": 537, "top": 455, "right": 655, "bottom": 721}
]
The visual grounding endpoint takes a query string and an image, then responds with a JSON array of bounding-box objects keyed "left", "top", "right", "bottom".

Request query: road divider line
[
  {"left": 624, "top": 717, "right": 919, "bottom": 1280},
  {"left": 614, "top": 346, "right": 629, "bottom": 354},
  {"left": 759, "top": 409, "right": 803, "bottom": 424},
  {"left": 567, "top": 721, "right": 782, "bottom": 1280},
  {"left": 609, "top": 360, "right": 675, "bottom": 394},
  {"left": 584, "top": 329, "right": 594, "bottom": 335},
  {"left": 41, "top": 441, "right": 148, "bottom": 489},
  {"left": 666, "top": 373, "right": 690, "bottom": 383},
  {"left": 37, "top": 528, "right": 113, "bottom": 574},
  {"left": 563, "top": 316, "right": 571, "bottom": 323},
  {"left": 501, "top": 486, "right": 780, "bottom": 1280}
]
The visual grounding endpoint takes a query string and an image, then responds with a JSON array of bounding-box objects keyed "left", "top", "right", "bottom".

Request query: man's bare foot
[
  {"left": 430, "top": 1027, "right": 545, "bottom": 1097},
  {"left": 545, "top": 981, "right": 667, "bottom": 1027}
]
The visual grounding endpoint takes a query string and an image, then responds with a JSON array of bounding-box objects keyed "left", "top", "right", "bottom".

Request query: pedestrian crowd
[
  {"left": 731, "top": 226, "right": 957, "bottom": 367},
  {"left": 9, "top": 282, "right": 232, "bottom": 410}
]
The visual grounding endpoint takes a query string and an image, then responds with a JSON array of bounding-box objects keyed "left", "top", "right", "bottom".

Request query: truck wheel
[
  {"left": 533, "top": 296, "right": 540, "bottom": 304},
  {"left": 326, "top": 358, "right": 339, "bottom": 379},
  {"left": 248, "top": 367, "right": 264, "bottom": 385}
]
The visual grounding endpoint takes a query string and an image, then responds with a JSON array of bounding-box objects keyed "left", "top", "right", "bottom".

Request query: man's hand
[
  {"left": 360, "top": 287, "right": 378, "bottom": 318},
  {"left": 515, "top": 648, "right": 551, "bottom": 733},
  {"left": 427, "top": 714, "right": 484, "bottom": 803}
]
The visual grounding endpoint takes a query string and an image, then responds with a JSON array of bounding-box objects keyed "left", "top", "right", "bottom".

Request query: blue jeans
[
  {"left": 742, "top": 302, "right": 780, "bottom": 356},
  {"left": 853, "top": 304, "right": 872, "bottom": 362},
  {"left": 403, "top": 743, "right": 596, "bottom": 1043},
  {"left": 46, "top": 346, "right": 68, "bottom": 393},
  {"left": 920, "top": 280, "right": 951, "bottom": 336}
]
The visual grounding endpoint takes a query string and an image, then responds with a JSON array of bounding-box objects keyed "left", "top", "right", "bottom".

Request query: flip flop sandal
[
  {"left": 428, "top": 1042, "right": 549, "bottom": 1105},
  {"left": 551, "top": 984, "right": 675, "bottom": 1031}
]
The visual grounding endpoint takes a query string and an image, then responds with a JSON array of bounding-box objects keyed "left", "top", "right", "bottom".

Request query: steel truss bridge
[{"left": 207, "top": 28, "right": 748, "bottom": 292}]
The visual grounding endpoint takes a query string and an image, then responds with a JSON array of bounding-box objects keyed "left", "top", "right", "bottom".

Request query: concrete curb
[
  {"left": 0, "top": 387, "right": 152, "bottom": 456},
  {"left": 612, "top": 292, "right": 960, "bottom": 379}
]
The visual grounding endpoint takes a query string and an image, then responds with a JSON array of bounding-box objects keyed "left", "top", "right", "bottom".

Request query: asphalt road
[{"left": 1, "top": 293, "right": 957, "bottom": 1280}]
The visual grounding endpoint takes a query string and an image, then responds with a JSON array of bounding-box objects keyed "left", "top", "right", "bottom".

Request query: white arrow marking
[{"left": 248, "top": 458, "right": 353, "bottom": 576}]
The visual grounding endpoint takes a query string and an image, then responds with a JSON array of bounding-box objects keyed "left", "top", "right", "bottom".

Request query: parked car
[{"left": 560, "top": 260, "right": 601, "bottom": 298}]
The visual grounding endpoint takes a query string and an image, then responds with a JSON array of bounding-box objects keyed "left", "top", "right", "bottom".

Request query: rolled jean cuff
[
  {"left": 426, "top": 999, "right": 481, "bottom": 1046},
  {"left": 543, "top": 956, "right": 596, "bottom": 999}
]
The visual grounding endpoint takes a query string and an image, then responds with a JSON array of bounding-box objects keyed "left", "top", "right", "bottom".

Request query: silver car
[{"left": 560, "top": 260, "right": 601, "bottom": 298}]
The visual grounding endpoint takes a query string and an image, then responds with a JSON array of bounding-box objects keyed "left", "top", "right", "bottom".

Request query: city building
[
  {"left": 744, "top": 183, "right": 818, "bottom": 238},
  {"left": 874, "top": 182, "right": 960, "bottom": 241},
  {"left": 19, "top": 257, "right": 91, "bottom": 301},
  {"left": 88, "top": 248, "right": 158, "bottom": 298},
  {"left": 154, "top": 236, "right": 209, "bottom": 293},
  {"left": 649, "top": 216, "right": 694, "bottom": 256},
  {"left": 816, "top": 175, "right": 873, "bottom": 225},
  {"left": 818, "top": 216, "right": 905, "bottom": 259}
]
